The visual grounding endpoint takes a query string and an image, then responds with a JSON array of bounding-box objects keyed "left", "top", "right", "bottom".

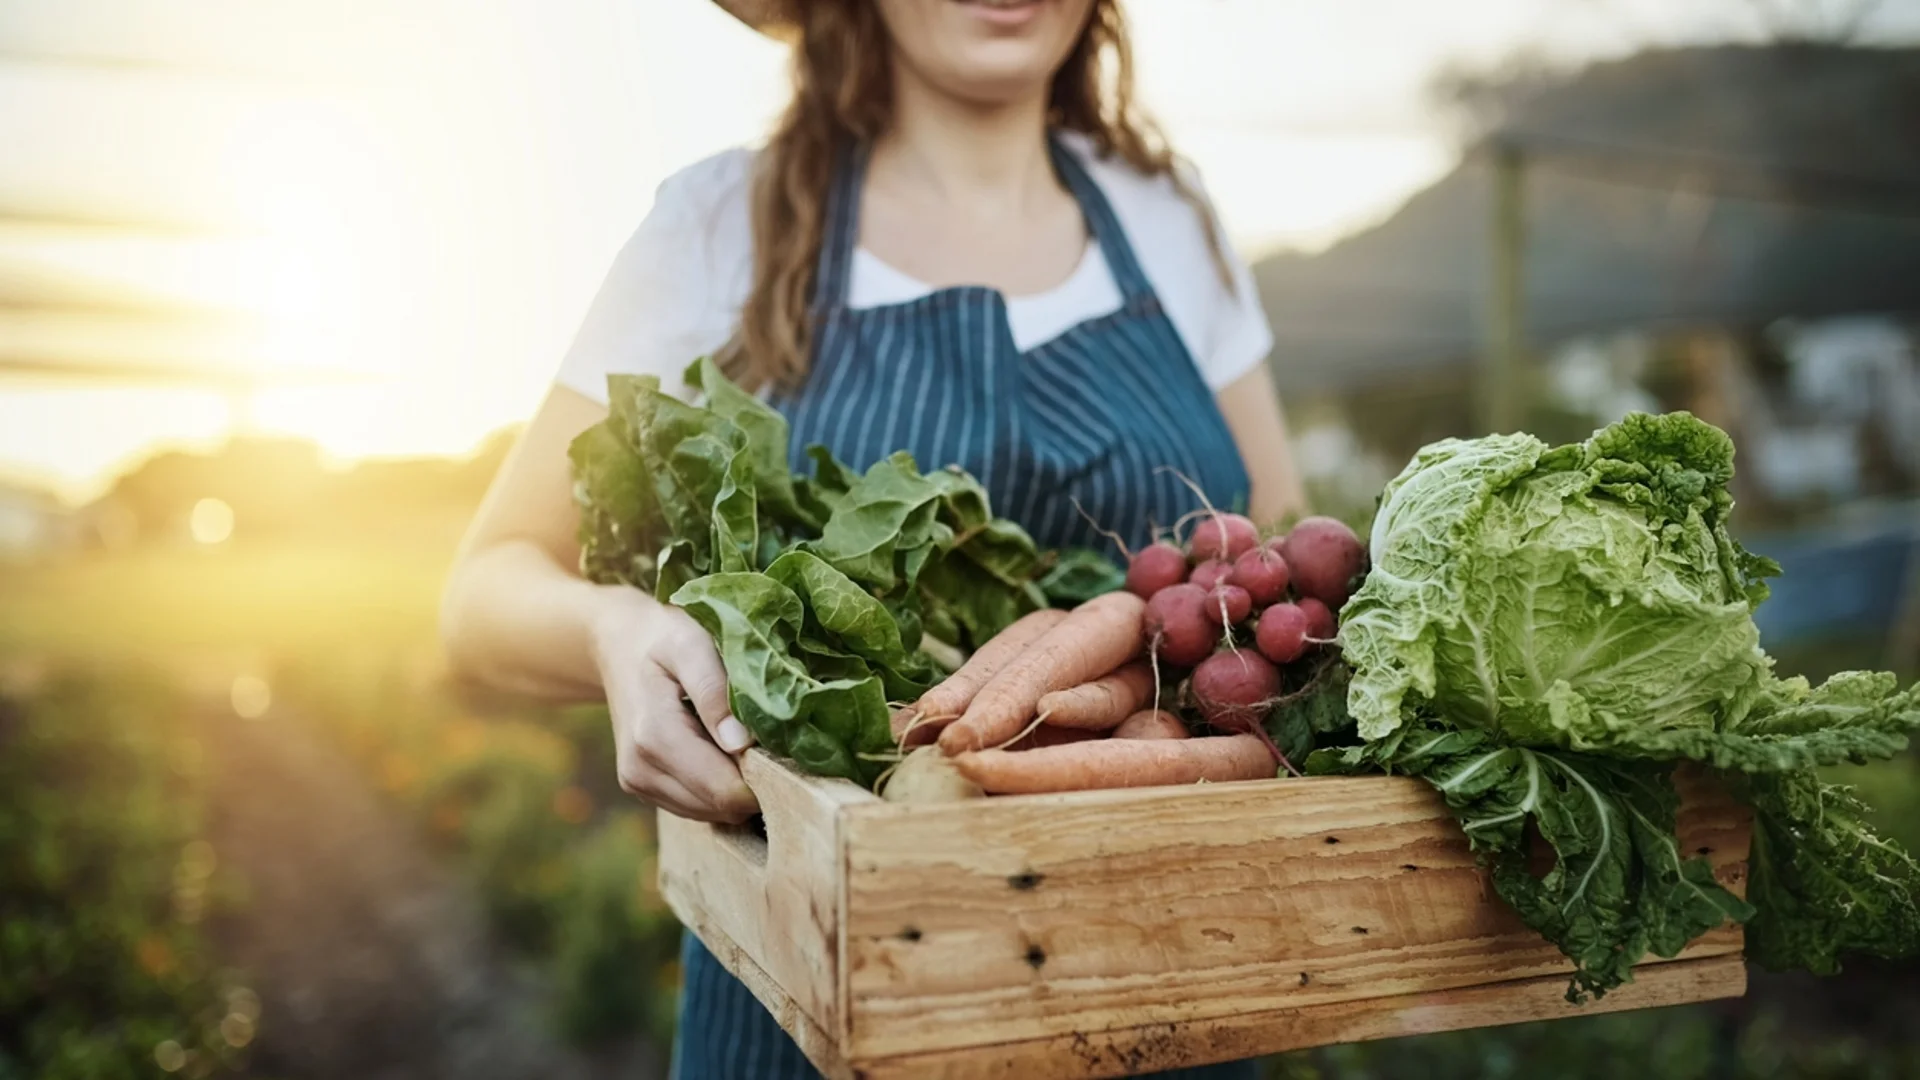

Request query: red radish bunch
[{"left": 1123, "top": 509, "right": 1363, "bottom": 671}]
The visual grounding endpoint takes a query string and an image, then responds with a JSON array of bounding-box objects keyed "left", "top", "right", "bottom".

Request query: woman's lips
[{"left": 952, "top": 0, "right": 1045, "bottom": 30}]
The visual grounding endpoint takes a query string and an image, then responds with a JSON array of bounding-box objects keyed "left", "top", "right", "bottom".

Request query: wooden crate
[{"left": 657, "top": 749, "right": 1751, "bottom": 1079}]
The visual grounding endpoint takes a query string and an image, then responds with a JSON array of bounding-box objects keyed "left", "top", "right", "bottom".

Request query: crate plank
[
  {"left": 656, "top": 751, "right": 871, "bottom": 1045},
  {"left": 659, "top": 751, "right": 1752, "bottom": 1077},
  {"left": 849, "top": 954, "right": 1748, "bottom": 1080},
  {"left": 840, "top": 770, "right": 1749, "bottom": 1059}
]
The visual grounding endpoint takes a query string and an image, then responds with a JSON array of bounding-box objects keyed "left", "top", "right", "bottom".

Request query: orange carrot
[
  {"left": 1008, "top": 724, "right": 1105, "bottom": 751},
  {"left": 894, "top": 608, "right": 1068, "bottom": 747},
  {"left": 1036, "top": 661, "right": 1156, "bottom": 731},
  {"left": 952, "top": 734, "right": 1274, "bottom": 794},
  {"left": 937, "top": 591, "right": 1147, "bottom": 755},
  {"left": 1112, "top": 709, "right": 1190, "bottom": 740}
]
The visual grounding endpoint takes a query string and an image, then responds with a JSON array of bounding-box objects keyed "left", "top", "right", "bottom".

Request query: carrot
[
  {"left": 937, "top": 591, "right": 1148, "bottom": 755},
  {"left": 894, "top": 608, "right": 1069, "bottom": 747},
  {"left": 951, "top": 734, "right": 1274, "bottom": 794},
  {"left": 1112, "top": 708, "right": 1190, "bottom": 740},
  {"left": 1008, "top": 724, "right": 1105, "bottom": 751},
  {"left": 1036, "top": 661, "right": 1156, "bottom": 730}
]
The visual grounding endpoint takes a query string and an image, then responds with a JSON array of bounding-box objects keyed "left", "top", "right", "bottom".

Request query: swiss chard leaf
[
  {"left": 765, "top": 550, "right": 937, "bottom": 701},
  {"left": 1036, "top": 548, "right": 1127, "bottom": 606},
  {"left": 669, "top": 573, "right": 895, "bottom": 786},
  {"left": 685, "top": 357, "right": 816, "bottom": 531}
]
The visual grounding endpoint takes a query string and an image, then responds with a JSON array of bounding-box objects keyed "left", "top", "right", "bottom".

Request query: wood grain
[
  {"left": 656, "top": 750, "right": 872, "bottom": 1045},
  {"left": 839, "top": 770, "right": 1749, "bottom": 1059},
  {"left": 848, "top": 954, "right": 1748, "bottom": 1080},
  {"left": 660, "top": 753, "right": 1753, "bottom": 1078}
]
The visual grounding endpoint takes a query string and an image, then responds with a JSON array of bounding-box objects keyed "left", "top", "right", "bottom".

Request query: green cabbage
[
  {"left": 1320, "top": 412, "right": 1920, "bottom": 999},
  {"left": 1343, "top": 413, "right": 1776, "bottom": 746}
]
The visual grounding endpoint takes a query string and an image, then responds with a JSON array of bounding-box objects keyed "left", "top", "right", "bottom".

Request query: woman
[{"left": 442, "top": 0, "right": 1306, "bottom": 1075}]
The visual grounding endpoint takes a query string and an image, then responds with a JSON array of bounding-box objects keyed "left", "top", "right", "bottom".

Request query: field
[{"left": 5, "top": 540, "right": 1920, "bottom": 1079}]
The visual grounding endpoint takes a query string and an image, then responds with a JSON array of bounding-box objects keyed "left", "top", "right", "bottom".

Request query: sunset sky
[{"left": 4, "top": 0, "right": 1917, "bottom": 501}]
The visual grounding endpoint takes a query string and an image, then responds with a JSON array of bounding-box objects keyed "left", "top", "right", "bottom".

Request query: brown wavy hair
[{"left": 719, "top": 0, "right": 1227, "bottom": 392}]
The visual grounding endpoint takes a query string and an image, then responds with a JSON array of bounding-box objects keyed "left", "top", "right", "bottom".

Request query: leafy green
[
  {"left": 1342, "top": 413, "right": 1772, "bottom": 746},
  {"left": 1038, "top": 548, "right": 1128, "bottom": 605},
  {"left": 1744, "top": 770, "right": 1920, "bottom": 975},
  {"left": 568, "top": 357, "right": 1049, "bottom": 785},
  {"left": 1332, "top": 411, "right": 1920, "bottom": 998},
  {"left": 1308, "top": 725, "right": 1754, "bottom": 1001}
]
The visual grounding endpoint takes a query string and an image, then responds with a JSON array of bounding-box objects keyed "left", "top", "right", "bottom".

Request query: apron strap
[
  {"left": 813, "top": 138, "right": 869, "bottom": 314},
  {"left": 1048, "top": 134, "right": 1156, "bottom": 306}
]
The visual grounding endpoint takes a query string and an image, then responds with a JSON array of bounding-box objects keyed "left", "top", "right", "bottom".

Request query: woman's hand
[{"left": 590, "top": 588, "right": 761, "bottom": 824}]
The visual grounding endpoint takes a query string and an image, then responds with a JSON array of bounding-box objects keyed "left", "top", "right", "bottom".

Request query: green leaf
[
  {"left": 765, "top": 551, "right": 937, "bottom": 701},
  {"left": 1744, "top": 770, "right": 1920, "bottom": 975},
  {"left": 1342, "top": 412, "right": 1771, "bottom": 745},
  {"left": 567, "top": 415, "right": 661, "bottom": 588},
  {"left": 684, "top": 356, "right": 816, "bottom": 531},
  {"left": 707, "top": 437, "right": 760, "bottom": 574},
  {"left": 805, "top": 453, "right": 953, "bottom": 592},
  {"left": 918, "top": 551, "right": 1040, "bottom": 650},
  {"left": 668, "top": 573, "right": 894, "bottom": 786},
  {"left": 1037, "top": 548, "right": 1126, "bottom": 606},
  {"left": 1315, "top": 722, "right": 1752, "bottom": 1000}
]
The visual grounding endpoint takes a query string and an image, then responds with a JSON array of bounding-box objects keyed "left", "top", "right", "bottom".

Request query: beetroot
[
  {"left": 1191, "top": 650, "right": 1283, "bottom": 733},
  {"left": 1204, "top": 584, "right": 1253, "bottom": 626},
  {"left": 1297, "top": 597, "right": 1337, "bottom": 641},
  {"left": 1145, "top": 583, "right": 1216, "bottom": 667},
  {"left": 1280, "top": 516, "right": 1367, "bottom": 608},
  {"left": 1228, "top": 546, "right": 1290, "bottom": 607},
  {"left": 1188, "top": 558, "right": 1233, "bottom": 592},
  {"left": 1188, "top": 512, "right": 1259, "bottom": 563},
  {"left": 1125, "top": 542, "right": 1188, "bottom": 599},
  {"left": 1255, "top": 603, "right": 1311, "bottom": 664}
]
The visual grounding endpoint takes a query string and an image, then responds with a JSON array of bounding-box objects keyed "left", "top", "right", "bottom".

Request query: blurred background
[{"left": 3, "top": 1, "right": 1918, "bottom": 1077}]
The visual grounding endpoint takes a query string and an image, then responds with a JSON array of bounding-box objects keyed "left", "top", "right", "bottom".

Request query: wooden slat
[
  {"left": 656, "top": 750, "right": 871, "bottom": 1043},
  {"left": 840, "top": 771, "right": 1749, "bottom": 1059},
  {"left": 849, "top": 954, "right": 1748, "bottom": 1080}
]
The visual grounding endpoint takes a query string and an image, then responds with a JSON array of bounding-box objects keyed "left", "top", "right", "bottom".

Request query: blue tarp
[{"left": 1743, "top": 507, "right": 1920, "bottom": 648}]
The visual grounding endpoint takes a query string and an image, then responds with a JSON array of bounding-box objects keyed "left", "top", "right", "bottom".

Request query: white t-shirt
[{"left": 554, "top": 132, "right": 1273, "bottom": 403}]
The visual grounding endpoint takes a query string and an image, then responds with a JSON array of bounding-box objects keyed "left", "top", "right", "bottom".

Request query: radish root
[
  {"left": 990, "top": 709, "right": 1055, "bottom": 752},
  {"left": 895, "top": 709, "right": 958, "bottom": 753},
  {"left": 1154, "top": 466, "right": 1227, "bottom": 553},
  {"left": 1070, "top": 498, "right": 1133, "bottom": 558}
]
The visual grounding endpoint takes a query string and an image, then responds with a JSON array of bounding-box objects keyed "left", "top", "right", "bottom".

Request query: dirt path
[{"left": 198, "top": 700, "right": 664, "bottom": 1080}]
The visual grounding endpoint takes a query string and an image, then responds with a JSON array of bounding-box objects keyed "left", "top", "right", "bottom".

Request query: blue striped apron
[{"left": 670, "top": 134, "right": 1259, "bottom": 1080}]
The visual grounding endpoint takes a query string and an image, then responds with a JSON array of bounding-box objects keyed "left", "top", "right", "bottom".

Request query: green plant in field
[
  {"left": 276, "top": 655, "right": 684, "bottom": 1049},
  {"left": 0, "top": 674, "right": 254, "bottom": 1080}
]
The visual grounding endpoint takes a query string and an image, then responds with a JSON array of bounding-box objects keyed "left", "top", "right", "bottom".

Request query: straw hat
[{"left": 714, "top": 0, "right": 797, "bottom": 34}]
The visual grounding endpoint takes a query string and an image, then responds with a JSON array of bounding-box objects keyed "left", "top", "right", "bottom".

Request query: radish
[
  {"left": 1145, "top": 583, "right": 1215, "bottom": 667},
  {"left": 1255, "top": 603, "right": 1310, "bottom": 664},
  {"left": 1280, "top": 516, "right": 1367, "bottom": 607},
  {"left": 1188, "top": 558, "right": 1233, "bottom": 592},
  {"left": 1228, "top": 546, "right": 1290, "bottom": 607},
  {"left": 1125, "top": 542, "right": 1188, "bottom": 599},
  {"left": 1297, "top": 597, "right": 1337, "bottom": 642},
  {"left": 1188, "top": 512, "right": 1259, "bottom": 563},
  {"left": 1190, "top": 649, "right": 1304, "bottom": 777},
  {"left": 1191, "top": 650, "right": 1283, "bottom": 734},
  {"left": 880, "top": 746, "right": 984, "bottom": 803},
  {"left": 1204, "top": 584, "right": 1253, "bottom": 626}
]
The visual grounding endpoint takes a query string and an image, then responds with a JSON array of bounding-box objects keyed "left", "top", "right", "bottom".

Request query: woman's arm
[
  {"left": 440, "top": 385, "right": 758, "bottom": 822},
  {"left": 1216, "top": 363, "right": 1310, "bottom": 527}
]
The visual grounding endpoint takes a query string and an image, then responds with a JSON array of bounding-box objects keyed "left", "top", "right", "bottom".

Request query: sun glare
[{"left": 189, "top": 497, "right": 235, "bottom": 545}]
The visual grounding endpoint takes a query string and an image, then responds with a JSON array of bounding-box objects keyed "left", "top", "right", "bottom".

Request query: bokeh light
[
  {"left": 189, "top": 498, "right": 234, "bottom": 545},
  {"left": 229, "top": 675, "right": 271, "bottom": 719}
]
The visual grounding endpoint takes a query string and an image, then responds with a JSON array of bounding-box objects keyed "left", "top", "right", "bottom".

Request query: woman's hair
[{"left": 720, "top": 0, "right": 1228, "bottom": 392}]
